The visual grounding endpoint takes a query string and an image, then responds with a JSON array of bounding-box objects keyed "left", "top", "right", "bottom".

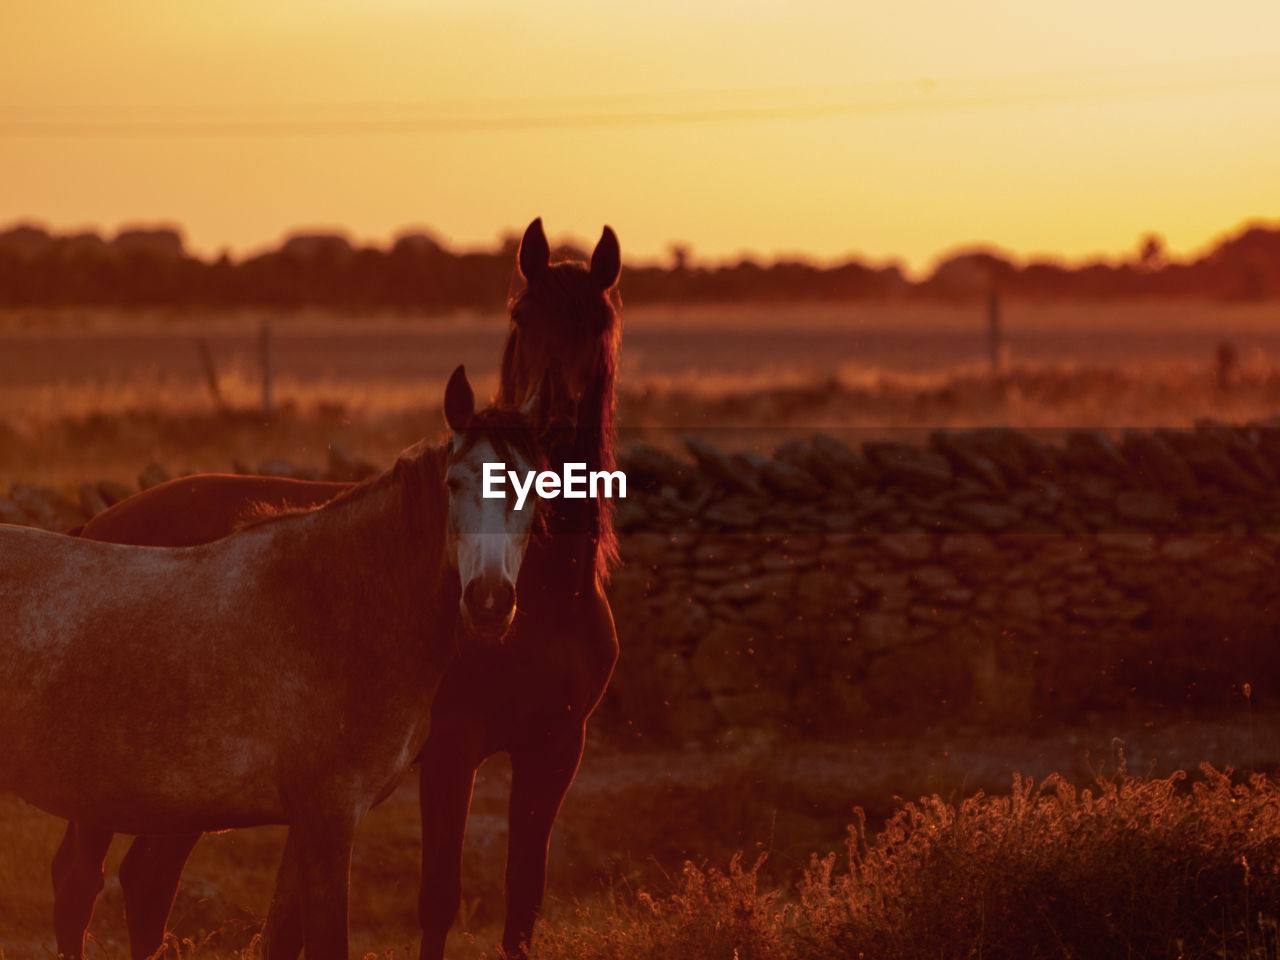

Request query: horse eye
[{"left": 446, "top": 477, "right": 462, "bottom": 493}]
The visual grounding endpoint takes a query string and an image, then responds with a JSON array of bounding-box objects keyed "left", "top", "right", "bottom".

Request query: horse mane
[
  {"left": 234, "top": 412, "right": 546, "bottom": 536},
  {"left": 574, "top": 345, "right": 619, "bottom": 579},
  {"left": 501, "top": 260, "right": 621, "bottom": 582},
  {"left": 233, "top": 440, "right": 449, "bottom": 533}
]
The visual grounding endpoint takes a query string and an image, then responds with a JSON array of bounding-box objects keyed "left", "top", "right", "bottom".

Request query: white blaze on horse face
[{"left": 447, "top": 435, "right": 536, "bottom": 640}]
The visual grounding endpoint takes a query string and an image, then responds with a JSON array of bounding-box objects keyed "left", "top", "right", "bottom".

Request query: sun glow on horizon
[{"left": 2, "top": 1, "right": 1278, "bottom": 273}]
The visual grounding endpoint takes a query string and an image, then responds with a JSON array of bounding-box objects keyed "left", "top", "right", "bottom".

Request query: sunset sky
[{"left": 3, "top": 1, "right": 1279, "bottom": 274}]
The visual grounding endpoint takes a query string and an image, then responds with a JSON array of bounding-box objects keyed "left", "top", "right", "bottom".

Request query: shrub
[{"left": 533, "top": 766, "right": 1280, "bottom": 960}]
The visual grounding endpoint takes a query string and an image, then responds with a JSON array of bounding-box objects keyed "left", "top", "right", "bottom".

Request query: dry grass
[
  {"left": 535, "top": 765, "right": 1280, "bottom": 960},
  {"left": 9, "top": 357, "right": 1280, "bottom": 494},
  {"left": 0, "top": 404, "right": 442, "bottom": 492},
  {"left": 6, "top": 300, "right": 1280, "bottom": 493}
]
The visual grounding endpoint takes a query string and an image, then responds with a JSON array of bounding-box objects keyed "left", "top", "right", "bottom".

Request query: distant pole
[
  {"left": 259, "top": 319, "right": 273, "bottom": 417},
  {"left": 195, "top": 336, "right": 223, "bottom": 411},
  {"left": 1215, "top": 339, "right": 1239, "bottom": 391},
  {"left": 987, "top": 288, "right": 1003, "bottom": 372}
]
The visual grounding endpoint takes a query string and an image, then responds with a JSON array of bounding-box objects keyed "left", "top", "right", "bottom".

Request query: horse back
[{"left": 75, "top": 474, "right": 350, "bottom": 546}]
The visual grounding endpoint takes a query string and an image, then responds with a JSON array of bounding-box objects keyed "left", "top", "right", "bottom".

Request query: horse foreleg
[
  {"left": 417, "top": 742, "right": 480, "bottom": 960},
  {"left": 119, "top": 833, "right": 200, "bottom": 960},
  {"left": 501, "top": 725, "right": 586, "bottom": 960},
  {"left": 296, "top": 815, "right": 356, "bottom": 960},
  {"left": 52, "top": 822, "right": 113, "bottom": 960},
  {"left": 260, "top": 827, "right": 304, "bottom": 960}
]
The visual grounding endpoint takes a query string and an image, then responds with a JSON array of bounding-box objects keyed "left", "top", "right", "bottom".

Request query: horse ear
[
  {"left": 444, "top": 365, "right": 475, "bottom": 433},
  {"left": 590, "top": 225, "right": 621, "bottom": 292},
  {"left": 518, "top": 218, "right": 551, "bottom": 282}
]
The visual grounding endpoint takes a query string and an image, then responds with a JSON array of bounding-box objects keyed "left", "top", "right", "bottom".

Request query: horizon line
[{"left": 4, "top": 214, "right": 1278, "bottom": 281}]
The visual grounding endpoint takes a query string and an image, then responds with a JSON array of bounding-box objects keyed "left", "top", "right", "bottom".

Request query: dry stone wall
[
  {"left": 605, "top": 423, "right": 1280, "bottom": 741},
  {"left": 4, "top": 427, "right": 1278, "bottom": 741}
]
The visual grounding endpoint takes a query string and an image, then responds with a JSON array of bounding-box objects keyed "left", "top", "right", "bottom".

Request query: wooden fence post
[
  {"left": 259, "top": 319, "right": 273, "bottom": 417},
  {"left": 987, "top": 288, "right": 1003, "bottom": 372},
  {"left": 195, "top": 337, "right": 223, "bottom": 411}
]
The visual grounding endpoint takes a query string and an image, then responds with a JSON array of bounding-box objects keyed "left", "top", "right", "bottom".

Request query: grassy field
[
  {"left": 6, "top": 300, "right": 1280, "bottom": 492},
  {"left": 7, "top": 299, "right": 1280, "bottom": 390}
]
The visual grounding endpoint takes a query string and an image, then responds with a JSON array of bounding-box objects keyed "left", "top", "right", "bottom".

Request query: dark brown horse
[
  {"left": 417, "top": 218, "right": 621, "bottom": 960},
  {"left": 45, "top": 218, "right": 622, "bottom": 959},
  {"left": 4, "top": 366, "right": 546, "bottom": 960}
]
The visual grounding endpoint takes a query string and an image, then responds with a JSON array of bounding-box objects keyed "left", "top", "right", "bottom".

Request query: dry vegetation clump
[
  {"left": 531, "top": 854, "right": 789, "bottom": 960},
  {"left": 800, "top": 765, "right": 1280, "bottom": 960},
  {"left": 534, "top": 766, "right": 1280, "bottom": 960}
]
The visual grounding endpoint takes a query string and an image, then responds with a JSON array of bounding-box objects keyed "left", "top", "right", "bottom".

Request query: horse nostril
[{"left": 496, "top": 582, "right": 515, "bottom": 613}]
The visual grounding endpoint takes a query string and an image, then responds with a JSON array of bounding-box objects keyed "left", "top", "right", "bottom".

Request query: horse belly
[
  {"left": 5, "top": 675, "right": 290, "bottom": 832},
  {"left": 12, "top": 753, "right": 287, "bottom": 835}
]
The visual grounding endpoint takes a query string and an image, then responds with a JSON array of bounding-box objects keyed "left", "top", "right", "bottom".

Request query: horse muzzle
[{"left": 460, "top": 577, "right": 517, "bottom": 644}]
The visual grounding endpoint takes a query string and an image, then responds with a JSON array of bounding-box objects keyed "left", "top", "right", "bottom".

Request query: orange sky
[{"left": 2, "top": 1, "right": 1279, "bottom": 274}]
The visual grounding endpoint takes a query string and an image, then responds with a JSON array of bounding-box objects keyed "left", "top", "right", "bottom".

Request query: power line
[
  {"left": 2, "top": 72, "right": 1278, "bottom": 138},
  {"left": 2, "top": 52, "right": 1277, "bottom": 116}
]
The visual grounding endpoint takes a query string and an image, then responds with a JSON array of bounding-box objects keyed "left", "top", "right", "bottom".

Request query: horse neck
[{"left": 293, "top": 449, "right": 450, "bottom": 609}]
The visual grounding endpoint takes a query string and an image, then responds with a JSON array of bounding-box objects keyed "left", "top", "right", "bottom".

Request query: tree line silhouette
[{"left": 0, "top": 220, "right": 1277, "bottom": 310}]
